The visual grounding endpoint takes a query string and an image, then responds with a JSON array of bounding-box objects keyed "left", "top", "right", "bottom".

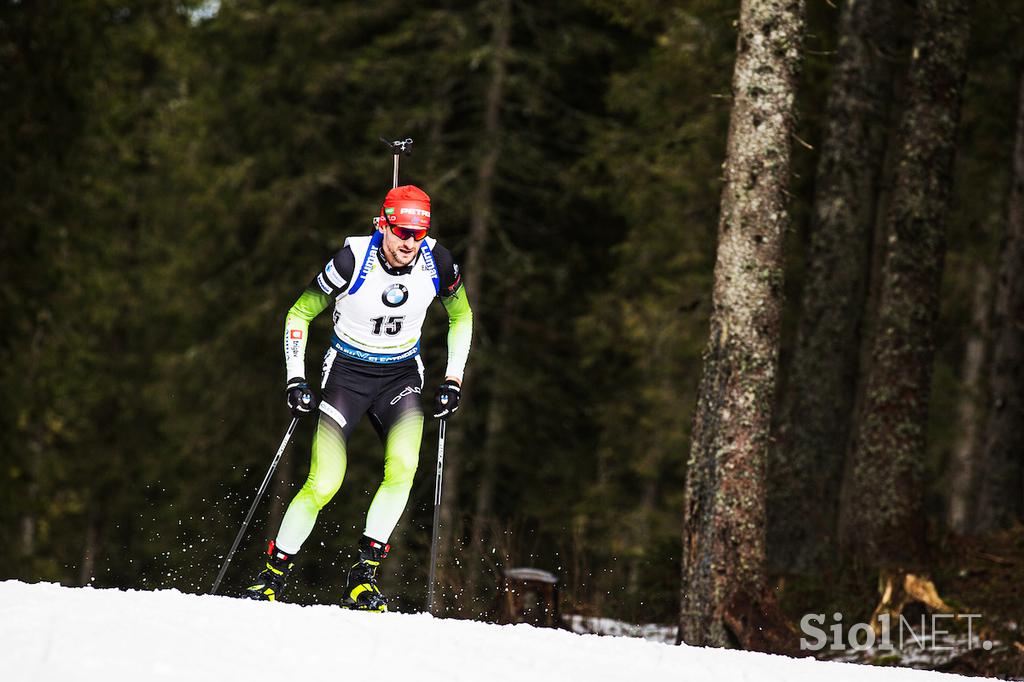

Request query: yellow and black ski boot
[
  {"left": 341, "top": 536, "right": 389, "bottom": 612},
  {"left": 244, "top": 541, "right": 294, "bottom": 602}
]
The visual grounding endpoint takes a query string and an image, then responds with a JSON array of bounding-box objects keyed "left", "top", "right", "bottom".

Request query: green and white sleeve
[
  {"left": 441, "top": 285, "right": 472, "bottom": 381},
  {"left": 431, "top": 241, "right": 473, "bottom": 381},
  {"left": 284, "top": 290, "right": 331, "bottom": 381},
  {"left": 284, "top": 247, "right": 355, "bottom": 381}
]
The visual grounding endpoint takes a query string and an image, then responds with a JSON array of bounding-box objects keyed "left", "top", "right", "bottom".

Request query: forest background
[{"left": 2, "top": 0, "right": 1022, "bottom": 672}]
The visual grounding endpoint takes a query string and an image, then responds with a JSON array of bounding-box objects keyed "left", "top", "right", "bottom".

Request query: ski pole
[
  {"left": 426, "top": 416, "right": 447, "bottom": 614},
  {"left": 210, "top": 416, "right": 299, "bottom": 595}
]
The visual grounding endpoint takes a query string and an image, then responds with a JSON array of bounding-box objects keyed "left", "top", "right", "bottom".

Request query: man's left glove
[
  {"left": 433, "top": 379, "right": 461, "bottom": 418},
  {"left": 286, "top": 377, "right": 317, "bottom": 417}
]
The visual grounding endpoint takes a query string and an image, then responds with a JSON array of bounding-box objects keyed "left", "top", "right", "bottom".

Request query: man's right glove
[{"left": 286, "top": 378, "right": 317, "bottom": 417}]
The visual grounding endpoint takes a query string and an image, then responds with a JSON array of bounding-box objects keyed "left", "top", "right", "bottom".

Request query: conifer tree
[
  {"left": 839, "top": 0, "right": 970, "bottom": 564},
  {"left": 768, "top": 0, "right": 904, "bottom": 573},
  {"left": 678, "top": 0, "right": 805, "bottom": 648}
]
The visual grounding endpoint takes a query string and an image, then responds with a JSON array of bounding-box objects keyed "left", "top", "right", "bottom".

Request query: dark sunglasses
[{"left": 389, "top": 224, "right": 429, "bottom": 242}]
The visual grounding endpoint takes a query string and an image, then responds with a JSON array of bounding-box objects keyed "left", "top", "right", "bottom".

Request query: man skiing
[{"left": 245, "top": 184, "right": 472, "bottom": 611}]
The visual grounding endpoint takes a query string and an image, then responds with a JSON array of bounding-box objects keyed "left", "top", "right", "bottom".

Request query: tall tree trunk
[
  {"left": 839, "top": 0, "right": 970, "bottom": 566},
  {"left": 678, "top": 0, "right": 805, "bottom": 649},
  {"left": 973, "top": 68, "right": 1024, "bottom": 531},
  {"left": 768, "top": 0, "right": 902, "bottom": 574},
  {"left": 841, "top": 59, "right": 912, "bottom": 545},
  {"left": 435, "top": 0, "right": 510, "bottom": 615},
  {"left": 946, "top": 263, "right": 991, "bottom": 533}
]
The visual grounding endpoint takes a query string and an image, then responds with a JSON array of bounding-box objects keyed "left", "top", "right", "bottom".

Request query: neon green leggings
[{"left": 275, "top": 410, "right": 423, "bottom": 554}]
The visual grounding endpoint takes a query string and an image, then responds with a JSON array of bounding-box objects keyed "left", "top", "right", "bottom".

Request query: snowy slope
[{"left": 2, "top": 580, "right": 971, "bottom": 682}]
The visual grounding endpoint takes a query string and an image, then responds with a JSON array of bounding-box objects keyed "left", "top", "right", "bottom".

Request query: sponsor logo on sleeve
[
  {"left": 289, "top": 329, "right": 303, "bottom": 340},
  {"left": 316, "top": 273, "right": 332, "bottom": 294},
  {"left": 324, "top": 260, "right": 346, "bottom": 287}
]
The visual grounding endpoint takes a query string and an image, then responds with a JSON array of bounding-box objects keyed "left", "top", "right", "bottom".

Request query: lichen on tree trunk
[
  {"left": 678, "top": 0, "right": 805, "bottom": 649},
  {"left": 839, "top": 0, "right": 970, "bottom": 566}
]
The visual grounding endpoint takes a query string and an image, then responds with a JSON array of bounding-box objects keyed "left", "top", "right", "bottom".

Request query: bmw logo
[{"left": 382, "top": 283, "right": 409, "bottom": 308}]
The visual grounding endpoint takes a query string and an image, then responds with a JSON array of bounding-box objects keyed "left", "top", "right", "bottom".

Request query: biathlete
[{"left": 245, "top": 185, "right": 472, "bottom": 611}]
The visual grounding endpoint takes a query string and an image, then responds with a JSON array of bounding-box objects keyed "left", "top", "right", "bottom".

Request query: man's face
[{"left": 380, "top": 224, "right": 420, "bottom": 267}]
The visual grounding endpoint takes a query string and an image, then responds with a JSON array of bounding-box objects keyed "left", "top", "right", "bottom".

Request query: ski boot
[
  {"left": 341, "top": 536, "right": 389, "bottom": 612},
  {"left": 244, "top": 541, "right": 294, "bottom": 602}
]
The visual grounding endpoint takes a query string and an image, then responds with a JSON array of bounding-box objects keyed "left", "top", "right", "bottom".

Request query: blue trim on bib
[
  {"left": 419, "top": 240, "right": 440, "bottom": 295},
  {"left": 347, "top": 231, "right": 383, "bottom": 296},
  {"left": 331, "top": 335, "right": 420, "bottom": 364}
]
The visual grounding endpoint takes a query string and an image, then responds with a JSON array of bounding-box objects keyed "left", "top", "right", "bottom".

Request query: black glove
[
  {"left": 286, "top": 378, "right": 317, "bottom": 417},
  {"left": 433, "top": 379, "right": 461, "bottom": 418}
]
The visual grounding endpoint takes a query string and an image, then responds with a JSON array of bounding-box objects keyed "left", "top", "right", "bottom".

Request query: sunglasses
[{"left": 389, "top": 224, "right": 429, "bottom": 242}]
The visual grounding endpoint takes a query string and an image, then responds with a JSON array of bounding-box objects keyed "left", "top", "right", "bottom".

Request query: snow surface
[{"left": 2, "top": 580, "right": 973, "bottom": 682}]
